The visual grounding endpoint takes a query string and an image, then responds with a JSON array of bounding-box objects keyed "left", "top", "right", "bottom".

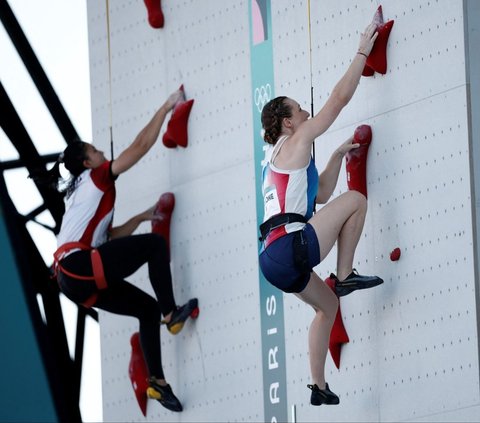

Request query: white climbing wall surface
[{"left": 86, "top": 0, "right": 480, "bottom": 421}]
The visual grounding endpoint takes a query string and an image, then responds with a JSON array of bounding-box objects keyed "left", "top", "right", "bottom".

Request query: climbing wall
[
  {"left": 87, "top": 1, "right": 262, "bottom": 421},
  {"left": 86, "top": 0, "right": 480, "bottom": 421},
  {"left": 278, "top": 1, "right": 480, "bottom": 421}
]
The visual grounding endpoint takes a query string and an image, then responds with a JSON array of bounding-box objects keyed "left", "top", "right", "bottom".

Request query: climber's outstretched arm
[
  {"left": 111, "top": 89, "right": 183, "bottom": 176},
  {"left": 293, "top": 23, "right": 378, "bottom": 149}
]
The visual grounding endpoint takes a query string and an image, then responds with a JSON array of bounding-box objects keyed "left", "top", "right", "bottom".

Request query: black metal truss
[{"left": 0, "top": 1, "right": 98, "bottom": 421}]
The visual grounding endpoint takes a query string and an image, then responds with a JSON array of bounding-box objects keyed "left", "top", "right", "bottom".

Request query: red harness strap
[{"left": 54, "top": 242, "right": 107, "bottom": 308}]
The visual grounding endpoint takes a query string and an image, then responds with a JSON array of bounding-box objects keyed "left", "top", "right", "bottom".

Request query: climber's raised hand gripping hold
[{"left": 258, "top": 20, "right": 383, "bottom": 406}]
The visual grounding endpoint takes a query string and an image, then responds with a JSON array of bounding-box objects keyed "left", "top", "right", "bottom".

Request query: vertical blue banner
[{"left": 248, "top": 1, "right": 288, "bottom": 422}]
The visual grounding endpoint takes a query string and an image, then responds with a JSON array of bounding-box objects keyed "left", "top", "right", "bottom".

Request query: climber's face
[
  {"left": 83, "top": 144, "right": 107, "bottom": 169},
  {"left": 282, "top": 98, "right": 310, "bottom": 133}
]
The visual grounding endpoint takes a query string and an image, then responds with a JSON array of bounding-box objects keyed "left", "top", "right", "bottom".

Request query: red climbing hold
[
  {"left": 144, "top": 0, "right": 164, "bottom": 29},
  {"left": 353, "top": 124, "right": 372, "bottom": 146},
  {"left": 129, "top": 332, "right": 149, "bottom": 416},
  {"left": 346, "top": 125, "right": 372, "bottom": 198},
  {"left": 325, "top": 277, "right": 349, "bottom": 369},
  {"left": 190, "top": 306, "right": 200, "bottom": 319},
  {"left": 163, "top": 85, "right": 194, "bottom": 149},
  {"left": 152, "top": 192, "right": 175, "bottom": 260},
  {"left": 362, "top": 64, "right": 375, "bottom": 77},
  {"left": 362, "top": 5, "right": 394, "bottom": 76},
  {"left": 390, "top": 247, "right": 401, "bottom": 261}
]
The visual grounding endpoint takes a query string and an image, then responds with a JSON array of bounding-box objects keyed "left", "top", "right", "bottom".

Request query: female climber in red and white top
[{"left": 46, "top": 88, "right": 196, "bottom": 412}]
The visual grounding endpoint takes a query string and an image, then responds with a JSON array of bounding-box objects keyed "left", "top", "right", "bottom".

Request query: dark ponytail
[
  {"left": 31, "top": 141, "right": 88, "bottom": 197},
  {"left": 261, "top": 96, "right": 292, "bottom": 145},
  {"left": 30, "top": 158, "right": 63, "bottom": 189}
]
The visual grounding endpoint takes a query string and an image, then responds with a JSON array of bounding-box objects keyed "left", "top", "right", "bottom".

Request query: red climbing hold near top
[
  {"left": 362, "top": 5, "right": 394, "bottom": 76},
  {"left": 144, "top": 0, "right": 164, "bottom": 29},
  {"left": 163, "top": 85, "right": 195, "bottom": 149}
]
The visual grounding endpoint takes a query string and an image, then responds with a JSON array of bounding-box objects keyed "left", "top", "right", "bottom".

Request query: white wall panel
[
  {"left": 271, "top": 1, "right": 310, "bottom": 108},
  {"left": 88, "top": 1, "right": 262, "bottom": 421},
  {"left": 273, "top": 1, "right": 479, "bottom": 422},
  {"left": 87, "top": 0, "right": 480, "bottom": 421}
]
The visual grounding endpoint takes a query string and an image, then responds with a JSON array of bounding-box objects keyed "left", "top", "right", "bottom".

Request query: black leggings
[{"left": 57, "top": 233, "right": 175, "bottom": 379}]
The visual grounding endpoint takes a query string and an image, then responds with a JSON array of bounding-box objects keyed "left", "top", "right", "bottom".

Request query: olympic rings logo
[{"left": 254, "top": 84, "right": 272, "bottom": 112}]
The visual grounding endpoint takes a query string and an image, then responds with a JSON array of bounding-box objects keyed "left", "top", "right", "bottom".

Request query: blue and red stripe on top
[{"left": 261, "top": 152, "right": 319, "bottom": 248}]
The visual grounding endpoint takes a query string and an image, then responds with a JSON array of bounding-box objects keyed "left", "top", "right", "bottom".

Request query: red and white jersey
[
  {"left": 261, "top": 136, "right": 319, "bottom": 247},
  {"left": 57, "top": 161, "right": 116, "bottom": 249}
]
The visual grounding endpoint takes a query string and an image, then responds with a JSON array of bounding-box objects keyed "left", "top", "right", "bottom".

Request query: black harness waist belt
[{"left": 259, "top": 213, "right": 307, "bottom": 242}]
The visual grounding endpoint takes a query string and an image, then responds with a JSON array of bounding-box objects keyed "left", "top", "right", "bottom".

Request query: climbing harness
[
  {"left": 53, "top": 242, "right": 107, "bottom": 308},
  {"left": 259, "top": 212, "right": 307, "bottom": 242}
]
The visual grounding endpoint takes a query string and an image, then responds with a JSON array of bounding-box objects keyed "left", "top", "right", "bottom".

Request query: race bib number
[{"left": 264, "top": 186, "right": 281, "bottom": 216}]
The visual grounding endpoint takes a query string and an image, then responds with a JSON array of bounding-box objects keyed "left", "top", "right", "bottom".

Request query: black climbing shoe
[
  {"left": 333, "top": 270, "right": 383, "bottom": 297},
  {"left": 307, "top": 383, "right": 340, "bottom": 405},
  {"left": 147, "top": 378, "right": 183, "bottom": 412},
  {"left": 164, "top": 298, "right": 198, "bottom": 335}
]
